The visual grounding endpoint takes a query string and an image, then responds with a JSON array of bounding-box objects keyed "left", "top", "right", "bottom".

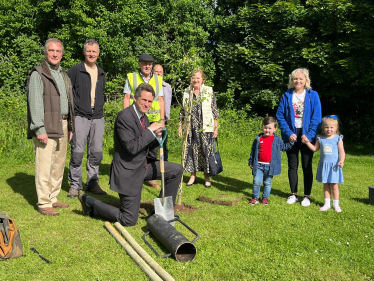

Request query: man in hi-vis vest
[{"left": 123, "top": 53, "right": 165, "bottom": 189}]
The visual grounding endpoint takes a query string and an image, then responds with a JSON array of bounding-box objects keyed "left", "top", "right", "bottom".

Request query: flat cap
[{"left": 138, "top": 53, "right": 154, "bottom": 62}]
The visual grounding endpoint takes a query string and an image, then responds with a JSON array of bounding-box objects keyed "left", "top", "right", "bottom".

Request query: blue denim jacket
[{"left": 248, "top": 134, "right": 293, "bottom": 176}]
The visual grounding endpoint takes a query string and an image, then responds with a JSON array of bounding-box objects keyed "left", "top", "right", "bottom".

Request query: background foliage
[
  {"left": 214, "top": 0, "right": 374, "bottom": 141},
  {"left": 1, "top": 0, "right": 374, "bottom": 160}
]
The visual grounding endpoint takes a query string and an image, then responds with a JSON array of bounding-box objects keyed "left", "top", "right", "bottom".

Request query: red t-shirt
[{"left": 258, "top": 135, "right": 274, "bottom": 164}]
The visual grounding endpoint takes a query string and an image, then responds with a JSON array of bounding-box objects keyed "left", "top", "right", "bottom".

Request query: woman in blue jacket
[{"left": 276, "top": 68, "right": 322, "bottom": 207}]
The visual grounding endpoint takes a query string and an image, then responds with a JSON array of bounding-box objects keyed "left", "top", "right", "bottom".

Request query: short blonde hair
[
  {"left": 321, "top": 115, "right": 340, "bottom": 136},
  {"left": 190, "top": 69, "right": 206, "bottom": 86},
  {"left": 287, "top": 68, "right": 311, "bottom": 89}
]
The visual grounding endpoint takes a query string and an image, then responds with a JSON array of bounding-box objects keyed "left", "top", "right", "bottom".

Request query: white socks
[
  {"left": 324, "top": 198, "right": 340, "bottom": 207},
  {"left": 324, "top": 198, "right": 331, "bottom": 207},
  {"left": 333, "top": 199, "right": 340, "bottom": 208}
]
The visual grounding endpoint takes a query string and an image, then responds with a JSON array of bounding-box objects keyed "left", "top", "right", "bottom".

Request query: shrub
[
  {"left": 103, "top": 99, "right": 123, "bottom": 153},
  {"left": 0, "top": 92, "right": 33, "bottom": 164}
]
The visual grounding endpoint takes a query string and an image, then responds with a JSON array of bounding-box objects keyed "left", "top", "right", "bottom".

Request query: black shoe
[
  {"left": 186, "top": 180, "right": 196, "bottom": 186},
  {"left": 79, "top": 193, "right": 93, "bottom": 217},
  {"left": 86, "top": 184, "right": 107, "bottom": 195}
]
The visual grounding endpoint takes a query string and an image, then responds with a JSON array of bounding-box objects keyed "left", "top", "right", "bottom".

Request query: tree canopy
[{"left": 1, "top": 0, "right": 373, "bottom": 142}]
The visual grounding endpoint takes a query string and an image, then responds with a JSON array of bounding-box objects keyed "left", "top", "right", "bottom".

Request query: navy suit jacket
[{"left": 109, "top": 105, "right": 159, "bottom": 196}]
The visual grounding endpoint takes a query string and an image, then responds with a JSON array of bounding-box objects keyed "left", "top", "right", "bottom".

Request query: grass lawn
[{"left": 1, "top": 126, "right": 374, "bottom": 280}]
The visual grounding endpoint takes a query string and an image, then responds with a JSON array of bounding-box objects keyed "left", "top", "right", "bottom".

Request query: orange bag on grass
[{"left": 0, "top": 213, "right": 23, "bottom": 260}]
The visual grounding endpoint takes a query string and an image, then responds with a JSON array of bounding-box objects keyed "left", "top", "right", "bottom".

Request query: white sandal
[{"left": 319, "top": 205, "right": 331, "bottom": 211}]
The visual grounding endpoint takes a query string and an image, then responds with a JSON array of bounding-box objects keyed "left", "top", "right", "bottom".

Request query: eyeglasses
[{"left": 326, "top": 115, "right": 338, "bottom": 120}]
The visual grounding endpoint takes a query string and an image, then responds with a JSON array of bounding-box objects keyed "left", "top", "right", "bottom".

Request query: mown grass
[{"left": 1, "top": 107, "right": 374, "bottom": 280}]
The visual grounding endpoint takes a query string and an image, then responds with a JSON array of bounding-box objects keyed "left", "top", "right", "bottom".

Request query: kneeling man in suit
[{"left": 79, "top": 83, "right": 183, "bottom": 226}]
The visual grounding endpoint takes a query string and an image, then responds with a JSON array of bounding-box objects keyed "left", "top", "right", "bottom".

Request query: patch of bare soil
[
  {"left": 199, "top": 195, "right": 244, "bottom": 206},
  {"left": 174, "top": 202, "right": 199, "bottom": 213},
  {"left": 139, "top": 201, "right": 200, "bottom": 216}
]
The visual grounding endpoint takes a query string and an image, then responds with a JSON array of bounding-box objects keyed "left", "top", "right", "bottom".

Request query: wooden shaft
[
  {"left": 114, "top": 222, "right": 175, "bottom": 281},
  {"left": 104, "top": 222, "right": 163, "bottom": 281}
]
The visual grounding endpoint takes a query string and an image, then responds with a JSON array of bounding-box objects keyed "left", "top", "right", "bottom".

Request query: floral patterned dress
[{"left": 179, "top": 91, "right": 219, "bottom": 173}]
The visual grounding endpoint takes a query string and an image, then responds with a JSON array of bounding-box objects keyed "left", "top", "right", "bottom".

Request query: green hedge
[{"left": 0, "top": 99, "right": 264, "bottom": 164}]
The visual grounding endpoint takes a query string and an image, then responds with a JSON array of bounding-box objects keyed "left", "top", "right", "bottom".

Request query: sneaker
[
  {"left": 249, "top": 198, "right": 259, "bottom": 205},
  {"left": 301, "top": 196, "right": 311, "bottom": 207},
  {"left": 286, "top": 195, "right": 298, "bottom": 204},
  {"left": 319, "top": 205, "right": 331, "bottom": 211},
  {"left": 301, "top": 196, "right": 310, "bottom": 207},
  {"left": 262, "top": 198, "right": 269, "bottom": 205},
  {"left": 87, "top": 184, "right": 107, "bottom": 195},
  {"left": 67, "top": 188, "right": 79, "bottom": 198},
  {"left": 334, "top": 206, "right": 342, "bottom": 213}
]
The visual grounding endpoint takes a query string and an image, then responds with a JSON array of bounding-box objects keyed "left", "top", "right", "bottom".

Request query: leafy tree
[
  {"left": 214, "top": 0, "right": 374, "bottom": 142},
  {"left": 49, "top": 0, "right": 216, "bottom": 100},
  {"left": 1, "top": 0, "right": 374, "bottom": 144}
]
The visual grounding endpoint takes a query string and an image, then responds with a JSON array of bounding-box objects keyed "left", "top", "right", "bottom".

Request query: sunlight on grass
[{"left": 1, "top": 108, "right": 373, "bottom": 280}]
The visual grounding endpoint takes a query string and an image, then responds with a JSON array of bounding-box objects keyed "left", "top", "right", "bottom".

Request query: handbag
[{"left": 208, "top": 138, "right": 223, "bottom": 177}]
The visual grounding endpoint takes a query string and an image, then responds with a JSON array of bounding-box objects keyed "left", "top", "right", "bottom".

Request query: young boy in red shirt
[{"left": 248, "top": 117, "right": 294, "bottom": 205}]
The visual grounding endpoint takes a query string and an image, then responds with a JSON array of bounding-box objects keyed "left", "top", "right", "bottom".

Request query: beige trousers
[{"left": 33, "top": 120, "right": 68, "bottom": 208}]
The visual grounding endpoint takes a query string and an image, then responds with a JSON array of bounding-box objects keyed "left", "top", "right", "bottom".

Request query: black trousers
[
  {"left": 286, "top": 128, "right": 315, "bottom": 196},
  {"left": 92, "top": 160, "right": 183, "bottom": 226}
]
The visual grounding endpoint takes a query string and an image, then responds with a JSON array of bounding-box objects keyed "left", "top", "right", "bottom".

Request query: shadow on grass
[
  {"left": 189, "top": 174, "right": 250, "bottom": 195},
  {"left": 139, "top": 226, "right": 172, "bottom": 258},
  {"left": 350, "top": 197, "right": 372, "bottom": 205},
  {"left": 6, "top": 172, "right": 38, "bottom": 209},
  {"left": 61, "top": 169, "right": 74, "bottom": 193},
  {"left": 6, "top": 165, "right": 114, "bottom": 210},
  {"left": 99, "top": 162, "right": 111, "bottom": 179},
  {"left": 206, "top": 174, "right": 292, "bottom": 201},
  {"left": 270, "top": 188, "right": 294, "bottom": 201},
  {"left": 7, "top": 170, "right": 72, "bottom": 209}
]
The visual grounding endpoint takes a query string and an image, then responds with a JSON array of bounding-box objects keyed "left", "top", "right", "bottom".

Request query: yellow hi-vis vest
[
  {"left": 128, "top": 72, "right": 163, "bottom": 122},
  {"left": 183, "top": 84, "right": 214, "bottom": 132}
]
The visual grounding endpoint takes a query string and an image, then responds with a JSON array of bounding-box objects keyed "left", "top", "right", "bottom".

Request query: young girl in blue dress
[{"left": 301, "top": 115, "right": 345, "bottom": 212}]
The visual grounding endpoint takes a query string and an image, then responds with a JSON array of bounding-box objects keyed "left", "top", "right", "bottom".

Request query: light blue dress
[{"left": 316, "top": 135, "right": 344, "bottom": 183}]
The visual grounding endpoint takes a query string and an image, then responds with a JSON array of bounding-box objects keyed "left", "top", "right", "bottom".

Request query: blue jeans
[{"left": 252, "top": 163, "right": 273, "bottom": 199}]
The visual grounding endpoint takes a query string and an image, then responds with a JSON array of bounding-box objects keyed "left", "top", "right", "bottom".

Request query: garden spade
[{"left": 154, "top": 128, "right": 174, "bottom": 223}]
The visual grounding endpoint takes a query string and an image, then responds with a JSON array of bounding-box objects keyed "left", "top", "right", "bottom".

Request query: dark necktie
[
  {"left": 140, "top": 115, "right": 145, "bottom": 131},
  {"left": 140, "top": 115, "right": 147, "bottom": 169}
]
